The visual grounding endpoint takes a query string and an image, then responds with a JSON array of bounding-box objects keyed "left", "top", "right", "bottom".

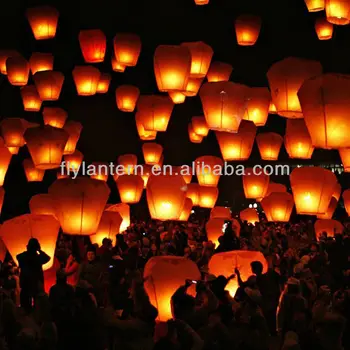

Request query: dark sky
[{"left": 0, "top": 0, "right": 348, "bottom": 220}]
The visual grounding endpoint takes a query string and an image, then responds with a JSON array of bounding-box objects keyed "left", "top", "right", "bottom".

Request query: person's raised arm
[{"left": 38, "top": 250, "right": 51, "bottom": 265}]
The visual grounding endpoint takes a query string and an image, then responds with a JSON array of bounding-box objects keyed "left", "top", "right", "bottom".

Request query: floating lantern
[
  {"left": 256, "top": 132, "right": 283, "bottom": 161},
  {"left": 23, "top": 159, "right": 45, "bottom": 182},
  {"left": 188, "top": 124, "right": 203, "bottom": 143},
  {"left": 210, "top": 206, "right": 231, "bottom": 220},
  {"left": 142, "top": 143, "right": 163, "bottom": 165},
  {"left": 317, "top": 197, "right": 338, "bottom": 219},
  {"left": 206, "top": 62, "right": 233, "bottom": 82},
  {"left": 113, "top": 33, "right": 141, "bottom": 66},
  {"left": 33, "top": 71, "right": 64, "bottom": 101},
  {"left": 325, "top": 0, "right": 350, "bottom": 25},
  {"left": 135, "top": 113, "right": 157, "bottom": 141},
  {"left": 182, "top": 78, "right": 203, "bottom": 97},
  {"left": 339, "top": 148, "right": 350, "bottom": 172},
  {"left": 116, "top": 175, "right": 144, "bottom": 204},
  {"left": 195, "top": 155, "right": 223, "bottom": 187},
  {"left": 43, "top": 107, "right": 67, "bottom": 128},
  {"left": 96, "top": 73, "right": 111, "bottom": 94},
  {"left": 64, "top": 150, "right": 83, "bottom": 172},
  {"left": 342, "top": 189, "right": 350, "bottom": 216},
  {"left": 105, "top": 203, "right": 130, "bottom": 232},
  {"left": 177, "top": 198, "right": 193, "bottom": 221},
  {"left": 139, "top": 164, "right": 153, "bottom": 188},
  {"left": 194, "top": 0, "right": 209, "bottom": 5},
  {"left": 111, "top": 57, "right": 126, "bottom": 72},
  {"left": 72, "top": 66, "right": 100, "bottom": 96},
  {"left": 0, "top": 138, "right": 12, "bottom": 186},
  {"left": 6, "top": 56, "right": 30, "bottom": 86},
  {"left": 191, "top": 116, "right": 209, "bottom": 136},
  {"left": 243, "top": 87, "right": 271, "bottom": 126},
  {"left": 0, "top": 50, "right": 20, "bottom": 75},
  {"left": 315, "top": 17, "right": 334, "bottom": 40},
  {"left": 186, "top": 183, "right": 201, "bottom": 206},
  {"left": 29, "top": 52, "right": 54, "bottom": 74},
  {"left": 89, "top": 162, "right": 109, "bottom": 182},
  {"left": 26, "top": 6, "right": 59, "bottom": 40},
  {"left": 243, "top": 168, "right": 269, "bottom": 199},
  {"left": 235, "top": 15, "right": 261, "bottom": 46},
  {"left": 314, "top": 219, "right": 343, "bottom": 240},
  {"left": 20, "top": 86, "right": 42, "bottom": 112},
  {"left": 305, "top": 0, "right": 325, "bottom": 11},
  {"left": 198, "top": 186, "right": 218, "bottom": 208},
  {"left": 168, "top": 91, "right": 186, "bottom": 104},
  {"left": 257, "top": 182, "right": 287, "bottom": 202},
  {"left": 206, "top": 218, "right": 226, "bottom": 247},
  {"left": 63, "top": 121, "right": 83, "bottom": 155},
  {"left": 240, "top": 208, "right": 259, "bottom": 224},
  {"left": 261, "top": 192, "right": 294, "bottom": 222},
  {"left": 79, "top": 29, "right": 106, "bottom": 63},
  {"left": 116, "top": 85, "right": 140, "bottom": 112},
  {"left": 29, "top": 194, "right": 57, "bottom": 218}
]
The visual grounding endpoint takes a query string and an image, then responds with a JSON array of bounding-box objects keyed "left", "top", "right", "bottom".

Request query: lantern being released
[
  {"left": 210, "top": 206, "right": 231, "bottom": 220},
  {"left": 188, "top": 124, "right": 203, "bottom": 144},
  {"left": 243, "top": 87, "right": 271, "bottom": 126},
  {"left": 256, "top": 132, "right": 283, "bottom": 161},
  {"left": 142, "top": 143, "right": 163, "bottom": 165},
  {"left": 206, "top": 62, "right": 233, "bottom": 82},
  {"left": 339, "top": 148, "right": 350, "bottom": 172},
  {"left": 113, "top": 33, "right": 141, "bottom": 66},
  {"left": 116, "top": 85, "right": 140, "bottom": 112},
  {"left": 79, "top": 29, "right": 106, "bottom": 63},
  {"left": 0, "top": 50, "right": 20, "bottom": 75},
  {"left": 0, "top": 138, "right": 13, "bottom": 186},
  {"left": 290, "top": 167, "right": 337, "bottom": 215},
  {"left": 178, "top": 198, "right": 193, "bottom": 221},
  {"left": 63, "top": 121, "right": 83, "bottom": 155},
  {"left": 29, "top": 194, "right": 57, "bottom": 218},
  {"left": 72, "top": 66, "right": 101, "bottom": 96},
  {"left": 235, "top": 15, "right": 262, "bottom": 46},
  {"left": 342, "top": 189, "right": 350, "bottom": 216},
  {"left": 325, "top": 0, "right": 350, "bottom": 25},
  {"left": 206, "top": 218, "right": 227, "bottom": 247},
  {"left": 315, "top": 17, "right": 334, "bottom": 40},
  {"left": 191, "top": 116, "right": 209, "bottom": 137},
  {"left": 43, "top": 107, "right": 67, "bottom": 128},
  {"left": 186, "top": 183, "right": 201, "bottom": 206},
  {"left": 20, "top": 86, "right": 42, "bottom": 112},
  {"left": 6, "top": 56, "right": 30, "bottom": 86},
  {"left": 240, "top": 208, "right": 259, "bottom": 224},
  {"left": 305, "top": 0, "right": 325, "bottom": 11},
  {"left": 198, "top": 186, "right": 218, "bottom": 208},
  {"left": 23, "top": 159, "right": 45, "bottom": 182},
  {"left": 261, "top": 192, "right": 294, "bottom": 222},
  {"left": 242, "top": 168, "right": 269, "bottom": 199},
  {"left": 317, "top": 197, "right": 338, "bottom": 219},
  {"left": 33, "top": 71, "right": 64, "bottom": 101},
  {"left": 29, "top": 52, "right": 54, "bottom": 75},
  {"left": 195, "top": 155, "right": 224, "bottom": 187},
  {"left": 26, "top": 6, "right": 59, "bottom": 40},
  {"left": 116, "top": 175, "right": 144, "bottom": 204},
  {"left": 106, "top": 203, "right": 130, "bottom": 232},
  {"left": 96, "top": 73, "right": 111, "bottom": 94},
  {"left": 314, "top": 219, "right": 343, "bottom": 241}
]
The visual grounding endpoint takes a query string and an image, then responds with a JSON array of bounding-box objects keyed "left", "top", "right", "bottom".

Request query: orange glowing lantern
[
  {"left": 206, "top": 62, "right": 233, "bottom": 83},
  {"left": 106, "top": 203, "right": 130, "bottom": 232},
  {"left": 116, "top": 85, "right": 140, "bottom": 112},
  {"left": 257, "top": 182, "right": 287, "bottom": 202},
  {"left": 210, "top": 206, "right": 231, "bottom": 220},
  {"left": 0, "top": 138, "right": 12, "bottom": 186},
  {"left": 117, "top": 154, "right": 137, "bottom": 175},
  {"left": 182, "top": 78, "right": 203, "bottom": 97},
  {"left": 235, "top": 15, "right": 261, "bottom": 46},
  {"left": 43, "top": 107, "right": 67, "bottom": 128},
  {"left": 33, "top": 71, "right": 64, "bottom": 101},
  {"left": 194, "top": 0, "right": 209, "bottom": 5},
  {"left": 305, "top": 0, "right": 325, "bottom": 11},
  {"left": 186, "top": 183, "right": 201, "bottom": 206},
  {"left": 63, "top": 121, "right": 83, "bottom": 155},
  {"left": 200, "top": 81, "right": 248, "bottom": 132},
  {"left": 79, "top": 29, "right": 106, "bottom": 63},
  {"left": 191, "top": 116, "right": 209, "bottom": 137},
  {"left": 64, "top": 150, "right": 83, "bottom": 173},
  {"left": 147, "top": 174, "right": 186, "bottom": 220},
  {"left": 240, "top": 208, "right": 259, "bottom": 224},
  {"left": 139, "top": 164, "right": 153, "bottom": 188},
  {"left": 142, "top": 143, "right": 163, "bottom": 165},
  {"left": 315, "top": 17, "right": 334, "bottom": 40},
  {"left": 29, "top": 194, "right": 57, "bottom": 218},
  {"left": 342, "top": 189, "right": 350, "bottom": 215},
  {"left": 154, "top": 45, "right": 191, "bottom": 92},
  {"left": 89, "top": 162, "right": 109, "bottom": 182},
  {"left": 111, "top": 57, "right": 126, "bottom": 72},
  {"left": 290, "top": 167, "right": 337, "bottom": 215},
  {"left": 198, "top": 186, "right": 218, "bottom": 208},
  {"left": 144, "top": 256, "right": 200, "bottom": 321},
  {"left": 23, "top": 159, "right": 45, "bottom": 182},
  {"left": 72, "top": 66, "right": 100, "bottom": 96},
  {"left": 195, "top": 155, "right": 223, "bottom": 187},
  {"left": 168, "top": 91, "right": 186, "bottom": 104},
  {"left": 135, "top": 113, "right": 157, "bottom": 141},
  {"left": 267, "top": 57, "right": 323, "bottom": 118},
  {"left": 188, "top": 124, "right": 203, "bottom": 143},
  {"left": 339, "top": 148, "right": 350, "bottom": 172},
  {"left": 113, "top": 33, "right": 141, "bottom": 67},
  {"left": 317, "top": 197, "right": 338, "bottom": 219},
  {"left": 96, "top": 73, "right": 111, "bottom": 94},
  {"left": 325, "top": 0, "right": 350, "bottom": 25},
  {"left": 284, "top": 119, "right": 314, "bottom": 159},
  {"left": 243, "top": 168, "right": 270, "bottom": 199},
  {"left": 0, "top": 50, "right": 20, "bottom": 75},
  {"left": 268, "top": 101, "right": 277, "bottom": 114},
  {"left": 256, "top": 132, "right": 283, "bottom": 161},
  {"left": 261, "top": 192, "right": 294, "bottom": 222},
  {"left": 26, "top": 6, "right": 59, "bottom": 40},
  {"left": 314, "top": 219, "right": 343, "bottom": 241},
  {"left": 243, "top": 87, "right": 271, "bottom": 126},
  {"left": 6, "top": 56, "right": 29, "bottom": 86},
  {"left": 216, "top": 120, "right": 257, "bottom": 161},
  {"left": 20, "top": 86, "right": 42, "bottom": 112},
  {"left": 299, "top": 73, "right": 350, "bottom": 149},
  {"left": 29, "top": 53, "right": 53, "bottom": 75},
  {"left": 206, "top": 218, "right": 226, "bottom": 247},
  {"left": 209, "top": 251, "right": 267, "bottom": 297},
  {"left": 178, "top": 198, "right": 193, "bottom": 221},
  {"left": 24, "top": 125, "right": 69, "bottom": 170},
  {"left": 116, "top": 175, "right": 144, "bottom": 204},
  {"left": 0, "top": 187, "right": 4, "bottom": 214}
]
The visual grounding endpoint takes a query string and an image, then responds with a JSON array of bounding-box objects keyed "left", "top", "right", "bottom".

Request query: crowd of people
[{"left": 0, "top": 215, "right": 350, "bottom": 350}]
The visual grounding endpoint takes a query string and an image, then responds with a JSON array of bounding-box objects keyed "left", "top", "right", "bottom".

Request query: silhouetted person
[{"left": 16, "top": 238, "right": 50, "bottom": 313}]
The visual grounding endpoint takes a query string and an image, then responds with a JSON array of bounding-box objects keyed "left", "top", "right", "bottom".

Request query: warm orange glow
[
  {"left": 105, "top": 203, "right": 130, "bottom": 232},
  {"left": 0, "top": 187, "right": 4, "bottom": 215},
  {"left": 198, "top": 186, "right": 218, "bottom": 208},
  {"left": 305, "top": 0, "right": 325, "bottom": 11},
  {"left": 23, "top": 159, "right": 45, "bottom": 182},
  {"left": 188, "top": 124, "right": 204, "bottom": 143},
  {"left": 210, "top": 206, "right": 231, "bottom": 220},
  {"left": 261, "top": 192, "right": 294, "bottom": 222},
  {"left": 113, "top": 33, "right": 141, "bottom": 66},
  {"left": 256, "top": 132, "right": 283, "bottom": 161},
  {"left": 206, "top": 218, "right": 226, "bottom": 247},
  {"left": 111, "top": 57, "right": 126, "bottom": 72},
  {"left": 243, "top": 168, "right": 270, "bottom": 199},
  {"left": 96, "top": 73, "right": 111, "bottom": 94},
  {"left": 317, "top": 197, "right": 338, "bottom": 219},
  {"left": 63, "top": 121, "right": 83, "bottom": 155},
  {"left": 72, "top": 66, "right": 101, "bottom": 96},
  {"left": 195, "top": 155, "right": 223, "bottom": 187},
  {"left": 267, "top": 57, "right": 323, "bottom": 118},
  {"left": 116, "top": 85, "right": 140, "bottom": 112},
  {"left": 33, "top": 71, "right": 64, "bottom": 101},
  {"left": 178, "top": 198, "right": 193, "bottom": 221},
  {"left": 79, "top": 29, "right": 106, "bottom": 63},
  {"left": 206, "top": 62, "right": 233, "bottom": 82},
  {"left": 182, "top": 78, "right": 203, "bottom": 97},
  {"left": 7, "top": 147, "right": 19, "bottom": 155},
  {"left": 116, "top": 174, "right": 144, "bottom": 204},
  {"left": 20, "top": 86, "right": 42, "bottom": 112},
  {"left": 26, "top": 6, "right": 58, "bottom": 40},
  {"left": 235, "top": 15, "right": 262, "bottom": 46},
  {"left": 89, "top": 162, "right": 109, "bottom": 182},
  {"left": 243, "top": 87, "right": 271, "bottom": 126},
  {"left": 339, "top": 148, "right": 350, "bottom": 172},
  {"left": 29, "top": 193, "right": 57, "bottom": 218},
  {"left": 29, "top": 52, "right": 54, "bottom": 74},
  {"left": 64, "top": 150, "right": 83, "bottom": 172},
  {"left": 56, "top": 170, "right": 69, "bottom": 179},
  {"left": 240, "top": 208, "right": 259, "bottom": 224},
  {"left": 135, "top": 113, "right": 157, "bottom": 141},
  {"left": 118, "top": 154, "right": 138, "bottom": 175},
  {"left": 142, "top": 143, "right": 163, "bottom": 165},
  {"left": 268, "top": 101, "right": 277, "bottom": 114},
  {"left": 325, "top": 0, "right": 350, "bottom": 25},
  {"left": 139, "top": 164, "right": 153, "bottom": 188},
  {"left": 342, "top": 189, "right": 350, "bottom": 216},
  {"left": 43, "top": 107, "right": 67, "bottom": 128},
  {"left": 168, "top": 91, "right": 186, "bottom": 104},
  {"left": 257, "top": 182, "right": 287, "bottom": 202},
  {"left": 315, "top": 219, "right": 343, "bottom": 240},
  {"left": 194, "top": 0, "right": 209, "bottom": 5},
  {"left": 6, "top": 56, "right": 29, "bottom": 86},
  {"left": 315, "top": 17, "right": 334, "bottom": 40},
  {"left": 0, "top": 50, "right": 20, "bottom": 75},
  {"left": 191, "top": 116, "right": 209, "bottom": 137},
  {"left": 186, "top": 183, "right": 201, "bottom": 206},
  {"left": 333, "top": 182, "right": 341, "bottom": 201}
]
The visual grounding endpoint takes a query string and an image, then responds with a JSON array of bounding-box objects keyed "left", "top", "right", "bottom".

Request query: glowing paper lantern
[
  {"left": 89, "top": 162, "right": 109, "bottom": 182},
  {"left": 284, "top": 119, "right": 314, "bottom": 159},
  {"left": 315, "top": 17, "right": 334, "bottom": 40},
  {"left": 235, "top": 15, "right": 261, "bottom": 46},
  {"left": 298, "top": 73, "right": 350, "bottom": 149},
  {"left": 135, "top": 113, "right": 157, "bottom": 141},
  {"left": 118, "top": 154, "right": 137, "bottom": 175},
  {"left": 268, "top": 101, "right": 277, "bottom": 114},
  {"left": 0, "top": 138, "right": 12, "bottom": 186},
  {"left": 79, "top": 29, "right": 106, "bottom": 63},
  {"left": 43, "top": 107, "right": 67, "bottom": 128},
  {"left": 72, "top": 66, "right": 100, "bottom": 96},
  {"left": 325, "top": 0, "right": 350, "bottom": 25},
  {"left": 29, "top": 53, "right": 53, "bottom": 75},
  {"left": 113, "top": 33, "right": 141, "bottom": 66},
  {"left": 142, "top": 143, "right": 163, "bottom": 165},
  {"left": 206, "top": 62, "right": 233, "bottom": 83},
  {"left": 26, "top": 6, "right": 59, "bottom": 40},
  {"left": 144, "top": 256, "right": 201, "bottom": 321},
  {"left": 64, "top": 150, "right": 83, "bottom": 172},
  {"left": 206, "top": 218, "right": 226, "bottom": 247},
  {"left": 182, "top": 78, "right": 203, "bottom": 97},
  {"left": 139, "top": 164, "right": 153, "bottom": 188},
  {"left": 116, "top": 175, "right": 144, "bottom": 204},
  {"left": 243, "top": 168, "right": 269, "bottom": 199},
  {"left": 256, "top": 132, "right": 283, "bottom": 161},
  {"left": 6, "top": 56, "right": 30, "bottom": 86},
  {"left": 188, "top": 124, "right": 203, "bottom": 143},
  {"left": 154, "top": 45, "right": 191, "bottom": 92},
  {"left": 186, "top": 183, "right": 201, "bottom": 206},
  {"left": 198, "top": 186, "right": 218, "bottom": 208},
  {"left": 111, "top": 57, "right": 126, "bottom": 72},
  {"left": 261, "top": 192, "right": 294, "bottom": 222},
  {"left": 339, "top": 148, "right": 350, "bottom": 172},
  {"left": 33, "top": 71, "right": 64, "bottom": 101},
  {"left": 106, "top": 203, "right": 130, "bottom": 232},
  {"left": 317, "top": 197, "right": 337, "bottom": 219},
  {"left": 195, "top": 156, "right": 223, "bottom": 187},
  {"left": 116, "top": 85, "right": 140, "bottom": 112},
  {"left": 267, "top": 57, "right": 323, "bottom": 119},
  {"left": 210, "top": 206, "right": 231, "bottom": 220},
  {"left": 0, "top": 187, "right": 4, "bottom": 215},
  {"left": 178, "top": 198, "right": 193, "bottom": 221},
  {"left": 191, "top": 116, "right": 209, "bottom": 137},
  {"left": 24, "top": 125, "right": 69, "bottom": 170},
  {"left": 305, "top": 0, "right": 325, "bottom": 11},
  {"left": 96, "top": 73, "right": 111, "bottom": 94},
  {"left": 314, "top": 219, "right": 343, "bottom": 240},
  {"left": 216, "top": 120, "right": 257, "bottom": 161},
  {"left": 169, "top": 91, "right": 186, "bottom": 104},
  {"left": 0, "top": 50, "right": 20, "bottom": 75},
  {"left": 20, "top": 86, "right": 42, "bottom": 112},
  {"left": 29, "top": 194, "right": 57, "bottom": 218},
  {"left": 194, "top": 0, "right": 209, "bottom": 5},
  {"left": 200, "top": 81, "right": 248, "bottom": 132},
  {"left": 290, "top": 167, "right": 337, "bottom": 215},
  {"left": 23, "top": 159, "right": 45, "bottom": 182},
  {"left": 240, "top": 208, "right": 259, "bottom": 224},
  {"left": 63, "top": 121, "right": 83, "bottom": 155},
  {"left": 257, "top": 182, "right": 287, "bottom": 202},
  {"left": 243, "top": 87, "right": 271, "bottom": 126},
  {"left": 342, "top": 189, "right": 350, "bottom": 215}
]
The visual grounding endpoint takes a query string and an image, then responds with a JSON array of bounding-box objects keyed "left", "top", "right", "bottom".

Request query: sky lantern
[
  {"left": 284, "top": 119, "right": 314, "bottom": 159},
  {"left": 144, "top": 256, "right": 200, "bottom": 322},
  {"left": 89, "top": 162, "right": 109, "bottom": 182},
  {"left": 23, "top": 159, "right": 45, "bottom": 182},
  {"left": 257, "top": 182, "right": 287, "bottom": 202},
  {"left": 243, "top": 168, "right": 269, "bottom": 199},
  {"left": 118, "top": 154, "right": 138, "bottom": 175},
  {"left": 6, "top": 56, "right": 30, "bottom": 86},
  {"left": 63, "top": 121, "right": 83, "bottom": 155},
  {"left": 154, "top": 45, "right": 192, "bottom": 92},
  {"left": 325, "top": 0, "right": 350, "bottom": 25},
  {"left": 305, "top": 0, "right": 325, "bottom": 11},
  {"left": 178, "top": 198, "right": 193, "bottom": 221},
  {"left": 181, "top": 41, "right": 213, "bottom": 78},
  {"left": 33, "top": 71, "right": 64, "bottom": 101},
  {"left": 195, "top": 155, "right": 223, "bottom": 187},
  {"left": 290, "top": 167, "right": 337, "bottom": 215},
  {"left": 209, "top": 251, "right": 267, "bottom": 297},
  {"left": 186, "top": 183, "right": 201, "bottom": 206},
  {"left": 317, "top": 197, "right": 337, "bottom": 219},
  {"left": 142, "top": 143, "right": 163, "bottom": 165},
  {"left": 299, "top": 74, "right": 350, "bottom": 149},
  {"left": 116, "top": 85, "right": 140, "bottom": 112},
  {"left": 261, "top": 192, "right": 294, "bottom": 222},
  {"left": 267, "top": 57, "right": 323, "bottom": 119},
  {"left": 64, "top": 150, "right": 83, "bottom": 172},
  {"left": 24, "top": 125, "right": 69, "bottom": 170},
  {"left": 135, "top": 113, "right": 157, "bottom": 141},
  {"left": 342, "top": 189, "right": 350, "bottom": 216},
  {"left": 206, "top": 62, "right": 233, "bottom": 82},
  {"left": 210, "top": 206, "right": 231, "bottom": 220},
  {"left": 268, "top": 101, "right": 277, "bottom": 114},
  {"left": 140, "top": 164, "right": 153, "bottom": 188},
  {"left": 72, "top": 66, "right": 100, "bottom": 96},
  {"left": 256, "top": 132, "right": 283, "bottom": 161},
  {"left": 188, "top": 124, "right": 203, "bottom": 143},
  {"left": 111, "top": 57, "right": 126, "bottom": 72},
  {"left": 147, "top": 174, "right": 186, "bottom": 220},
  {"left": 206, "top": 218, "right": 226, "bottom": 247},
  {"left": 43, "top": 107, "right": 67, "bottom": 128},
  {"left": 0, "top": 214, "right": 60, "bottom": 270},
  {"left": 0, "top": 138, "right": 12, "bottom": 186},
  {"left": 113, "top": 33, "right": 141, "bottom": 66},
  {"left": 315, "top": 17, "right": 334, "bottom": 40},
  {"left": 29, "top": 52, "right": 53, "bottom": 75},
  {"left": 182, "top": 78, "right": 203, "bottom": 97},
  {"left": 194, "top": 0, "right": 209, "bottom": 4},
  {"left": 0, "top": 187, "right": 4, "bottom": 215},
  {"left": 333, "top": 182, "right": 341, "bottom": 201},
  {"left": 339, "top": 148, "right": 350, "bottom": 172},
  {"left": 168, "top": 91, "right": 186, "bottom": 104},
  {"left": 235, "top": 15, "right": 262, "bottom": 46},
  {"left": 200, "top": 81, "right": 248, "bottom": 133},
  {"left": 90, "top": 211, "right": 123, "bottom": 246},
  {"left": 314, "top": 219, "right": 343, "bottom": 240},
  {"left": 79, "top": 29, "right": 106, "bottom": 63},
  {"left": 216, "top": 120, "right": 256, "bottom": 161},
  {"left": 116, "top": 175, "right": 144, "bottom": 204},
  {"left": 0, "top": 50, "right": 20, "bottom": 75},
  {"left": 49, "top": 177, "right": 110, "bottom": 235},
  {"left": 198, "top": 186, "right": 218, "bottom": 208},
  {"left": 105, "top": 203, "right": 130, "bottom": 232},
  {"left": 191, "top": 116, "right": 209, "bottom": 137},
  {"left": 243, "top": 87, "right": 271, "bottom": 126},
  {"left": 29, "top": 194, "right": 57, "bottom": 218},
  {"left": 20, "top": 86, "right": 42, "bottom": 112},
  {"left": 26, "top": 6, "right": 59, "bottom": 40},
  {"left": 240, "top": 208, "right": 259, "bottom": 224},
  {"left": 96, "top": 73, "right": 111, "bottom": 94}
]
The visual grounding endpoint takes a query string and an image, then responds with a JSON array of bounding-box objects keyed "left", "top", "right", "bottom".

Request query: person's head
[
  {"left": 171, "top": 293, "right": 195, "bottom": 319},
  {"left": 56, "top": 269, "right": 67, "bottom": 284},
  {"left": 251, "top": 261, "right": 263, "bottom": 276},
  {"left": 27, "top": 238, "right": 40, "bottom": 252},
  {"left": 102, "top": 237, "right": 112, "bottom": 248},
  {"left": 86, "top": 245, "right": 96, "bottom": 262}
]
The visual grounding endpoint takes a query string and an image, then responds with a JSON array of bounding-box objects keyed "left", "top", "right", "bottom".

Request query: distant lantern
[
  {"left": 33, "top": 71, "right": 64, "bottom": 101},
  {"left": 79, "top": 29, "right": 106, "bottom": 63},
  {"left": 198, "top": 185, "right": 218, "bottom": 208},
  {"left": 26, "top": 6, "right": 59, "bottom": 40},
  {"left": 20, "top": 86, "right": 42, "bottom": 112},
  {"left": 333, "top": 182, "right": 341, "bottom": 201},
  {"left": 186, "top": 183, "right": 201, "bottom": 206},
  {"left": 43, "top": 107, "right": 67, "bottom": 128},
  {"left": 64, "top": 150, "right": 83, "bottom": 172},
  {"left": 118, "top": 154, "right": 138, "bottom": 175},
  {"left": 63, "top": 121, "right": 83, "bottom": 155},
  {"left": 29, "top": 53, "right": 53, "bottom": 75},
  {"left": 116, "top": 85, "right": 140, "bottom": 112},
  {"left": 268, "top": 101, "right": 277, "bottom": 114},
  {"left": 235, "top": 15, "right": 262, "bottom": 46},
  {"left": 194, "top": 0, "right": 209, "bottom": 5},
  {"left": 144, "top": 256, "right": 200, "bottom": 322},
  {"left": 169, "top": 91, "right": 186, "bottom": 104},
  {"left": 111, "top": 57, "right": 126, "bottom": 72},
  {"left": 267, "top": 57, "right": 323, "bottom": 119},
  {"left": 90, "top": 162, "right": 109, "bottom": 182},
  {"left": 243, "top": 87, "right": 271, "bottom": 126},
  {"left": 147, "top": 174, "right": 186, "bottom": 220},
  {"left": 178, "top": 198, "right": 193, "bottom": 221},
  {"left": 136, "top": 113, "right": 157, "bottom": 141},
  {"left": 317, "top": 196, "right": 337, "bottom": 219},
  {"left": 315, "top": 17, "right": 334, "bottom": 40},
  {"left": 191, "top": 116, "right": 209, "bottom": 137},
  {"left": 0, "top": 187, "right": 4, "bottom": 214},
  {"left": 314, "top": 219, "right": 343, "bottom": 240},
  {"left": 0, "top": 50, "right": 20, "bottom": 75},
  {"left": 206, "top": 218, "right": 226, "bottom": 246},
  {"left": 90, "top": 211, "right": 123, "bottom": 246},
  {"left": 195, "top": 155, "right": 223, "bottom": 187},
  {"left": 23, "top": 159, "right": 45, "bottom": 182},
  {"left": 188, "top": 124, "right": 203, "bottom": 143},
  {"left": 154, "top": 45, "right": 192, "bottom": 92},
  {"left": 290, "top": 167, "right": 337, "bottom": 215},
  {"left": 117, "top": 174, "right": 144, "bottom": 204},
  {"left": 284, "top": 119, "right": 314, "bottom": 159},
  {"left": 261, "top": 192, "right": 294, "bottom": 222},
  {"left": 240, "top": 208, "right": 259, "bottom": 224},
  {"left": 49, "top": 177, "right": 110, "bottom": 235},
  {"left": 106, "top": 203, "right": 130, "bottom": 232},
  {"left": 182, "top": 78, "right": 203, "bottom": 97},
  {"left": 0, "top": 214, "right": 60, "bottom": 270},
  {"left": 200, "top": 81, "right": 248, "bottom": 132},
  {"left": 299, "top": 73, "right": 350, "bottom": 149},
  {"left": 113, "top": 33, "right": 141, "bottom": 66},
  {"left": 342, "top": 189, "right": 350, "bottom": 216},
  {"left": 305, "top": 0, "right": 325, "bottom": 11},
  {"left": 72, "top": 66, "right": 100, "bottom": 96},
  {"left": 181, "top": 41, "right": 213, "bottom": 78},
  {"left": 29, "top": 194, "right": 57, "bottom": 218},
  {"left": 0, "top": 138, "right": 12, "bottom": 186},
  {"left": 6, "top": 56, "right": 30, "bottom": 86},
  {"left": 243, "top": 168, "right": 270, "bottom": 199},
  {"left": 206, "top": 62, "right": 233, "bottom": 83},
  {"left": 96, "top": 73, "right": 111, "bottom": 94},
  {"left": 325, "top": 0, "right": 350, "bottom": 25},
  {"left": 257, "top": 182, "right": 287, "bottom": 202},
  {"left": 339, "top": 148, "right": 350, "bottom": 172},
  {"left": 140, "top": 164, "right": 153, "bottom": 188},
  {"left": 210, "top": 206, "right": 231, "bottom": 220},
  {"left": 256, "top": 132, "right": 283, "bottom": 161},
  {"left": 216, "top": 120, "right": 256, "bottom": 161},
  {"left": 142, "top": 143, "right": 163, "bottom": 165}
]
